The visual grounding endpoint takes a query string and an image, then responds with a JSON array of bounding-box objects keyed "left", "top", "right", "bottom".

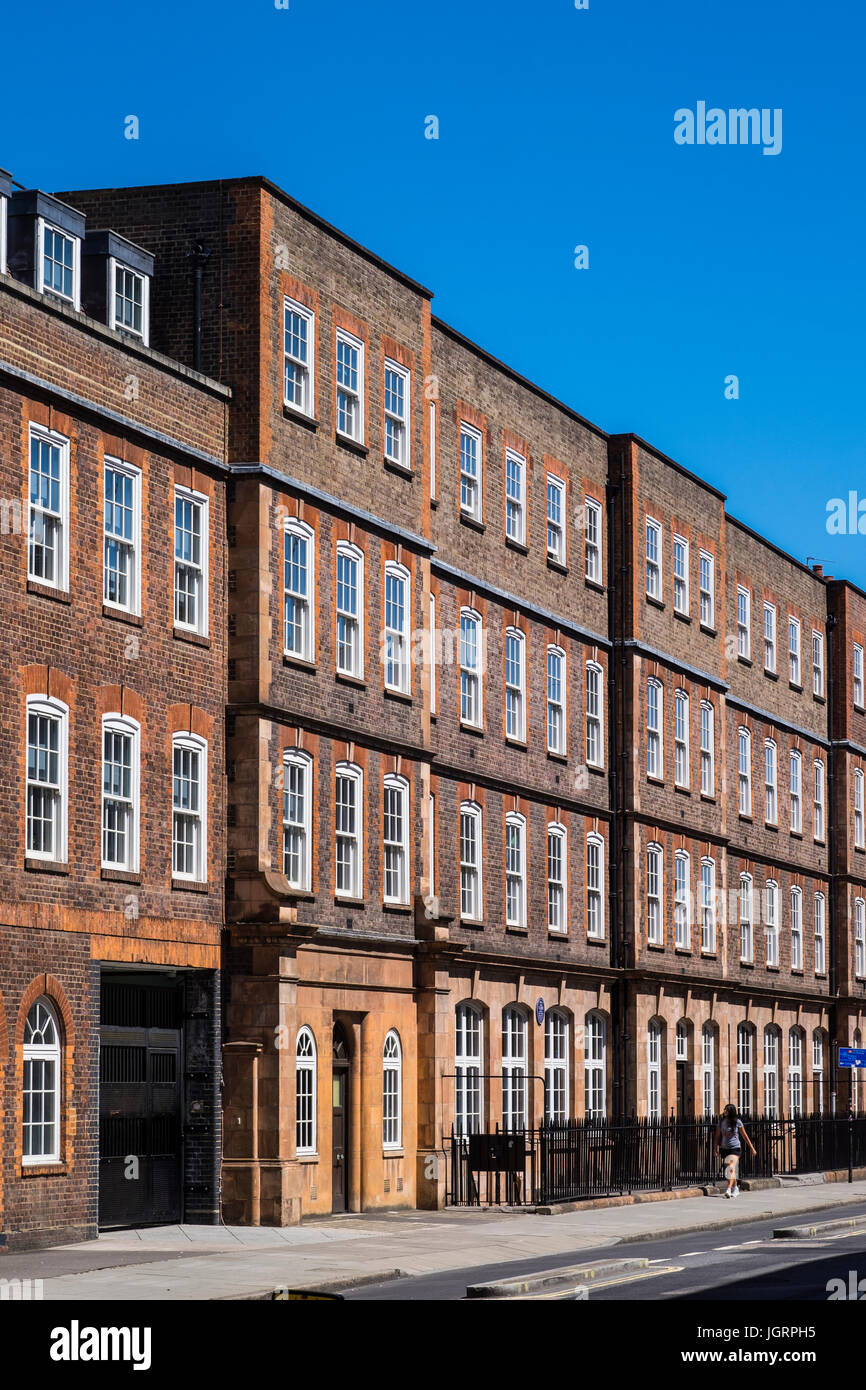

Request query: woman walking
[{"left": 714, "top": 1103, "right": 757, "bottom": 1198}]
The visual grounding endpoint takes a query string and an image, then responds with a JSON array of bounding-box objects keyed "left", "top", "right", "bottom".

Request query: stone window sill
[
  {"left": 103, "top": 604, "right": 143, "bottom": 627},
  {"left": 335, "top": 431, "right": 368, "bottom": 457},
  {"left": 27, "top": 579, "right": 71, "bottom": 604},
  {"left": 172, "top": 878, "right": 209, "bottom": 893},
  {"left": 25, "top": 858, "right": 69, "bottom": 875},
  {"left": 282, "top": 404, "right": 319, "bottom": 431},
  {"left": 101, "top": 868, "right": 141, "bottom": 884},
  {"left": 174, "top": 626, "right": 211, "bottom": 648}
]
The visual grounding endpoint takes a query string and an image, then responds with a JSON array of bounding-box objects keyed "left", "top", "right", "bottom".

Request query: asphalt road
[{"left": 343, "top": 1199, "right": 866, "bottom": 1301}]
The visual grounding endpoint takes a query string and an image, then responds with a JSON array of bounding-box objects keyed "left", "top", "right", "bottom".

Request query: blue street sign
[
  {"left": 535, "top": 997, "right": 545, "bottom": 1025},
  {"left": 839, "top": 1047, "right": 866, "bottom": 1068}
]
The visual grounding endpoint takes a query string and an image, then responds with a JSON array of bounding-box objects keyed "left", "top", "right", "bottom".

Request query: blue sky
[{"left": 4, "top": 0, "right": 865, "bottom": 582}]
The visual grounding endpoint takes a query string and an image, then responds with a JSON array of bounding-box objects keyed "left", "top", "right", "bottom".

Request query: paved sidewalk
[{"left": 5, "top": 1180, "right": 866, "bottom": 1300}]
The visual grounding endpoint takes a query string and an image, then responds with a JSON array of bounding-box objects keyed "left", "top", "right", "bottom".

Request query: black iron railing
[{"left": 444, "top": 1112, "right": 866, "bottom": 1207}]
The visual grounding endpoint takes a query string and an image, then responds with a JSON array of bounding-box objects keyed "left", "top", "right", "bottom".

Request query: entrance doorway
[
  {"left": 332, "top": 1022, "right": 350, "bottom": 1212},
  {"left": 676, "top": 1061, "right": 689, "bottom": 1117}
]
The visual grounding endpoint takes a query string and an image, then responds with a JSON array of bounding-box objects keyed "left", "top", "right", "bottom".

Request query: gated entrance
[{"left": 98, "top": 974, "right": 183, "bottom": 1228}]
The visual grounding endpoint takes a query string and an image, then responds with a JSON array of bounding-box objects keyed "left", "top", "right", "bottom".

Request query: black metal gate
[{"left": 99, "top": 976, "right": 183, "bottom": 1228}]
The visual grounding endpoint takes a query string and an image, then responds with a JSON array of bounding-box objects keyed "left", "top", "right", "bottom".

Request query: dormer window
[
  {"left": 111, "top": 260, "right": 148, "bottom": 340},
  {"left": 40, "top": 220, "right": 79, "bottom": 303},
  {"left": 82, "top": 229, "right": 153, "bottom": 344},
  {"left": 0, "top": 168, "right": 10, "bottom": 276}
]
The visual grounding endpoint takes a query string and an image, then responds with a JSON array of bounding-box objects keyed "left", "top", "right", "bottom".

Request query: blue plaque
[{"left": 535, "top": 997, "right": 545, "bottom": 1025}]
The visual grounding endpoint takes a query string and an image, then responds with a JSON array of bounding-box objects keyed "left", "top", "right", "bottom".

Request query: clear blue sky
[{"left": 4, "top": 0, "right": 865, "bottom": 583}]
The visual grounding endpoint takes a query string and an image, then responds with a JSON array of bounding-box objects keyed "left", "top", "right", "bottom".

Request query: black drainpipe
[
  {"left": 188, "top": 241, "right": 211, "bottom": 373},
  {"left": 606, "top": 443, "right": 629, "bottom": 1118}
]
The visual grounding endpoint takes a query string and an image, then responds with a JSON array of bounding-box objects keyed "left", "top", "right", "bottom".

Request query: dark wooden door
[
  {"left": 332, "top": 1022, "right": 350, "bottom": 1212},
  {"left": 676, "top": 1062, "right": 688, "bottom": 1117}
]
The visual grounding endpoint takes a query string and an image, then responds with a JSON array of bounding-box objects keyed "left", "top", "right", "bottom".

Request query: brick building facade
[{"left": 0, "top": 165, "right": 862, "bottom": 1241}]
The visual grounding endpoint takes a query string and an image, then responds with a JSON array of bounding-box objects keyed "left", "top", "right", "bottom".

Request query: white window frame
[
  {"left": 383, "top": 562, "right": 410, "bottom": 694},
  {"left": 383, "top": 773, "right": 409, "bottom": 906},
  {"left": 788, "top": 1030, "right": 803, "bottom": 1115},
  {"left": 812, "top": 630, "right": 824, "bottom": 699},
  {"left": 763, "top": 602, "right": 777, "bottom": 673},
  {"left": 172, "top": 732, "right": 208, "bottom": 882},
  {"left": 646, "top": 678, "right": 663, "bottom": 780},
  {"left": 502, "top": 1006, "right": 528, "bottom": 1131},
  {"left": 384, "top": 358, "right": 410, "bottom": 468},
  {"left": 547, "top": 474, "right": 566, "bottom": 564},
  {"left": 103, "top": 458, "right": 142, "bottom": 615},
  {"left": 335, "top": 761, "right": 363, "bottom": 900},
  {"left": 429, "top": 400, "right": 437, "bottom": 500},
  {"left": 101, "top": 714, "right": 140, "bottom": 873},
  {"left": 673, "top": 534, "right": 689, "bottom": 615},
  {"left": 791, "top": 886, "right": 803, "bottom": 971},
  {"left": 110, "top": 258, "right": 150, "bottom": 345},
  {"left": 586, "top": 833, "right": 605, "bottom": 939},
  {"left": 790, "top": 750, "right": 802, "bottom": 833},
  {"left": 25, "top": 696, "right": 69, "bottom": 863},
  {"left": 295, "top": 1026, "right": 317, "bottom": 1156},
  {"left": 814, "top": 893, "right": 826, "bottom": 975},
  {"left": 28, "top": 424, "right": 70, "bottom": 592},
  {"left": 765, "top": 879, "right": 779, "bottom": 967},
  {"left": 763, "top": 1026, "right": 780, "bottom": 1118},
  {"left": 585, "top": 1012, "right": 607, "bottom": 1118},
  {"left": 282, "top": 517, "right": 315, "bottom": 661},
  {"left": 674, "top": 850, "right": 691, "bottom": 949},
  {"left": 383, "top": 1030, "right": 403, "bottom": 1150},
  {"left": 335, "top": 541, "right": 364, "bottom": 679},
  {"left": 645, "top": 517, "right": 662, "bottom": 600},
  {"left": 813, "top": 1030, "right": 825, "bottom": 1114},
  {"left": 546, "top": 645, "right": 566, "bottom": 755},
  {"left": 429, "top": 590, "right": 436, "bottom": 715},
  {"left": 855, "top": 644, "right": 865, "bottom": 710},
  {"left": 505, "top": 812, "right": 527, "bottom": 929},
  {"left": 459, "top": 801, "right": 483, "bottom": 922},
  {"left": 459, "top": 421, "right": 483, "bottom": 521},
  {"left": 459, "top": 608, "right": 483, "bottom": 728},
  {"left": 647, "top": 1019, "right": 662, "bottom": 1118},
  {"left": 699, "top": 550, "right": 714, "bottom": 628},
  {"left": 855, "top": 768, "right": 865, "bottom": 850},
  {"left": 739, "top": 873, "right": 754, "bottom": 963},
  {"left": 647, "top": 842, "right": 663, "bottom": 945},
  {"left": 586, "top": 661, "right": 603, "bottom": 768},
  {"left": 700, "top": 856, "right": 716, "bottom": 953},
  {"left": 335, "top": 328, "right": 364, "bottom": 443},
  {"left": 174, "top": 486, "right": 210, "bottom": 638},
  {"left": 814, "top": 760, "right": 825, "bottom": 842},
  {"left": 674, "top": 689, "right": 689, "bottom": 789},
  {"left": 544, "top": 1011, "right": 569, "bottom": 1123},
  {"left": 702, "top": 1024, "right": 715, "bottom": 1116},
  {"left": 37, "top": 218, "right": 80, "bottom": 308},
  {"left": 700, "top": 700, "right": 714, "bottom": 797},
  {"left": 737, "top": 1023, "right": 754, "bottom": 1115},
  {"left": 283, "top": 297, "right": 315, "bottom": 416},
  {"left": 282, "top": 749, "right": 312, "bottom": 891},
  {"left": 857, "top": 898, "right": 866, "bottom": 978},
  {"left": 547, "top": 822, "right": 567, "bottom": 935},
  {"left": 0, "top": 192, "right": 6, "bottom": 276},
  {"left": 738, "top": 727, "right": 752, "bottom": 816},
  {"left": 504, "top": 447, "right": 526, "bottom": 544},
  {"left": 505, "top": 626, "right": 526, "bottom": 742},
  {"left": 737, "top": 585, "right": 751, "bottom": 660},
  {"left": 764, "top": 739, "right": 778, "bottom": 826},
  {"left": 585, "top": 496, "right": 601, "bottom": 581},
  {"left": 455, "top": 1003, "right": 483, "bottom": 1137},
  {"left": 789, "top": 617, "right": 801, "bottom": 686},
  {"left": 22, "top": 998, "right": 61, "bottom": 1165}
]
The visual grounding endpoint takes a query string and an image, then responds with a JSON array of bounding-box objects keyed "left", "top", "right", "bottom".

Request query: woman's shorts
[{"left": 720, "top": 1149, "right": 740, "bottom": 1181}]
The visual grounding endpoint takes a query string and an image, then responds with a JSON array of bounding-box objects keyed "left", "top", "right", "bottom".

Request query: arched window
[
  {"left": 790, "top": 887, "right": 803, "bottom": 971},
  {"left": 383, "top": 562, "right": 410, "bottom": 694},
  {"left": 586, "top": 833, "right": 605, "bottom": 939},
  {"left": 646, "top": 678, "right": 663, "bottom": 780},
  {"left": 674, "top": 689, "right": 689, "bottom": 788},
  {"left": 763, "top": 1025, "right": 781, "bottom": 1118},
  {"left": 856, "top": 898, "right": 866, "bottom": 978},
  {"left": 335, "top": 541, "right": 364, "bottom": 678},
  {"left": 102, "top": 714, "right": 140, "bottom": 873},
  {"left": 738, "top": 728, "right": 752, "bottom": 816},
  {"left": 855, "top": 769, "right": 865, "bottom": 850},
  {"left": 647, "top": 1018, "right": 662, "bottom": 1118},
  {"left": 455, "top": 1003, "right": 483, "bottom": 1137},
  {"left": 737, "top": 1023, "right": 754, "bottom": 1115},
  {"left": 547, "top": 822, "right": 567, "bottom": 934},
  {"left": 739, "top": 873, "right": 754, "bottom": 963},
  {"left": 383, "top": 1030, "right": 402, "bottom": 1149},
  {"left": 23, "top": 998, "right": 61, "bottom": 1164},
  {"left": 700, "top": 857, "right": 716, "bottom": 953},
  {"left": 335, "top": 761, "right": 363, "bottom": 899},
  {"left": 585, "top": 661, "right": 603, "bottom": 768},
  {"left": 26, "top": 695, "right": 69, "bottom": 862},
  {"left": 544, "top": 1011, "right": 569, "bottom": 1124},
  {"left": 814, "top": 893, "right": 826, "bottom": 974},
  {"left": 546, "top": 645, "right": 566, "bottom": 755},
  {"left": 812, "top": 1029, "right": 826, "bottom": 1115},
  {"left": 764, "top": 880, "right": 779, "bottom": 967},
  {"left": 788, "top": 1028, "right": 804, "bottom": 1115},
  {"left": 283, "top": 518, "right": 315, "bottom": 661},
  {"left": 789, "top": 750, "right": 802, "bottom": 834},
  {"left": 502, "top": 1006, "right": 528, "bottom": 1130},
  {"left": 813, "top": 759, "right": 825, "bottom": 840},
  {"left": 764, "top": 740, "right": 778, "bottom": 825},
  {"left": 675, "top": 1020, "right": 689, "bottom": 1061},
  {"left": 459, "top": 802, "right": 483, "bottom": 922},
  {"left": 505, "top": 812, "right": 526, "bottom": 929},
  {"left": 459, "top": 609, "right": 483, "bottom": 727},
  {"left": 700, "top": 700, "right": 714, "bottom": 796},
  {"left": 646, "top": 842, "right": 663, "bottom": 945},
  {"left": 172, "top": 732, "right": 208, "bottom": 882},
  {"left": 674, "top": 850, "right": 690, "bottom": 949},
  {"left": 295, "top": 1027, "right": 317, "bottom": 1155},
  {"left": 383, "top": 774, "right": 409, "bottom": 905},
  {"left": 584, "top": 1012, "right": 607, "bottom": 1118},
  {"left": 504, "top": 627, "right": 526, "bottom": 741},
  {"left": 283, "top": 750, "right": 312, "bottom": 890},
  {"left": 701, "top": 1023, "right": 716, "bottom": 1116}
]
